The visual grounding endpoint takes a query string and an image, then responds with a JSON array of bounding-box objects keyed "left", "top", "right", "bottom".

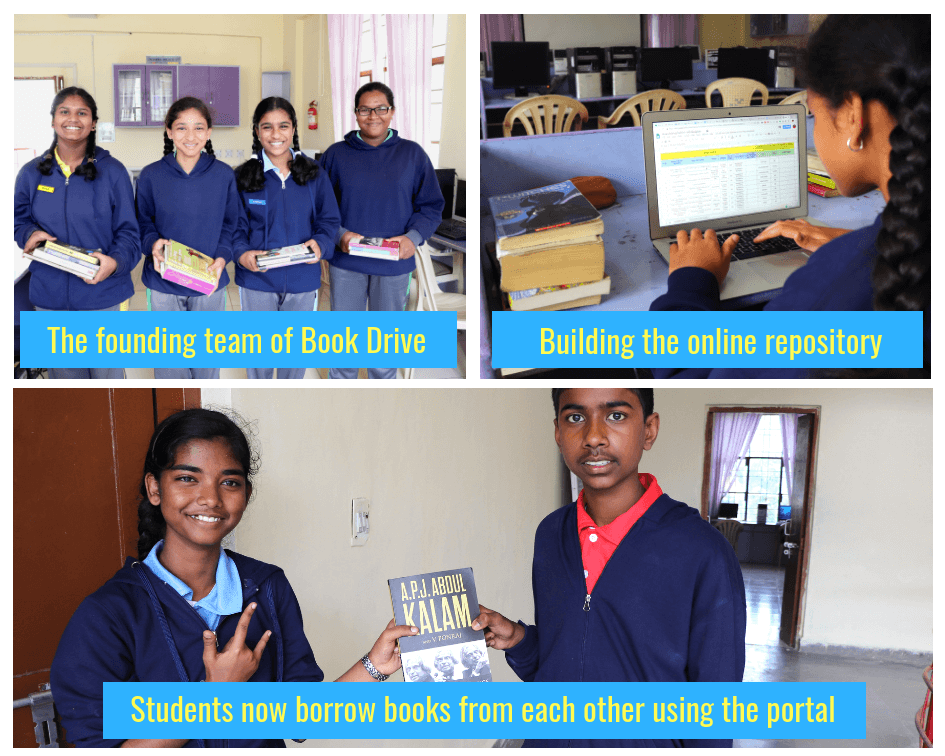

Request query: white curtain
[
  {"left": 386, "top": 14, "right": 432, "bottom": 146},
  {"left": 643, "top": 14, "right": 699, "bottom": 48},
  {"left": 779, "top": 413, "right": 799, "bottom": 505},
  {"left": 709, "top": 412, "right": 762, "bottom": 519},
  {"left": 328, "top": 15, "right": 364, "bottom": 139}
]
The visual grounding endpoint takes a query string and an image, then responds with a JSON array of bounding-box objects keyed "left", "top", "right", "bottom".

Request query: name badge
[
  {"left": 248, "top": 199, "right": 266, "bottom": 206},
  {"left": 38, "top": 185, "right": 55, "bottom": 193}
]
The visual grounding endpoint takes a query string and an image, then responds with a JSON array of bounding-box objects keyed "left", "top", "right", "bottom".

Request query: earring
[{"left": 847, "top": 136, "right": 864, "bottom": 152}]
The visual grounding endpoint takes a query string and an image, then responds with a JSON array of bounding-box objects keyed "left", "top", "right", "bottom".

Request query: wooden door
[
  {"left": 779, "top": 413, "right": 816, "bottom": 648},
  {"left": 13, "top": 388, "right": 199, "bottom": 747}
]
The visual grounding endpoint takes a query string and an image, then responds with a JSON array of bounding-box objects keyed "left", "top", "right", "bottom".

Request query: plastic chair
[
  {"left": 502, "top": 95, "right": 589, "bottom": 138},
  {"left": 705, "top": 78, "right": 769, "bottom": 108},
  {"left": 405, "top": 245, "right": 466, "bottom": 378},
  {"left": 713, "top": 519, "right": 744, "bottom": 552},
  {"left": 778, "top": 90, "right": 809, "bottom": 116},
  {"left": 598, "top": 89, "right": 686, "bottom": 128}
]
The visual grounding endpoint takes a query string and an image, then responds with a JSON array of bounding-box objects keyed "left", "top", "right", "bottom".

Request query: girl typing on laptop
[{"left": 650, "top": 14, "right": 929, "bottom": 375}]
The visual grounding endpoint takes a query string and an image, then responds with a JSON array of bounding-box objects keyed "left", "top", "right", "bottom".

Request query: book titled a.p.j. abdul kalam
[{"left": 388, "top": 568, "right": 492, "bottom": 682}]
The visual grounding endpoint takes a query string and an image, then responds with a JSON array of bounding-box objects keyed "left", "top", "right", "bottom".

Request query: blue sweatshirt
[
  {"left": 50, "top": 551, "right": 323, "bottom": 748},
  {"left": 648, "top": 215, "right": 885, "bottom": 378},
  {"left": 321, "top": 130, "right": 444, "bottom": 276},
  {"left": 506, "top": 494, "right": 746, "bottom": 748},
  {"left": 136, "top": 152, "right": 241, "bottom": 296},
  {"left": 233, "top": 155, "right": 340, "bottom": 294},
  {"left": 14, "top": 147, "right": 140, "bottom": 310}
]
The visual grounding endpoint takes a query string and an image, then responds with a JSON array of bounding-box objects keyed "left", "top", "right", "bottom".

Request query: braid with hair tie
[
  {"left": 872, "top": 63, "right": 930, "bottom": 317},
  {"left": 136, "top": 494, "right": 167, "bottom": 560},
  {"left": 235, "top": 132, "right": 267, "bottom": 193},
  {"left": 73, "top": 127, "right": 99, "bottom": 181},
  {"left": 289, "top": 130, "right": 319, "bottom": 186},
  {"left": 163, "top": 133, "right": 175, "bottom": 156},
  {"left": 204, "top": 138, "right": 215, "bottom": 156},
  {"left": 36, "top": 135, "right": 59, "bottom": 177}
]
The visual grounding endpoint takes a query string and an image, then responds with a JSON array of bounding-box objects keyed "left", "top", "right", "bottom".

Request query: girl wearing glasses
[{"left": 321, "top": 82, "right": 444, "bottom": 379}]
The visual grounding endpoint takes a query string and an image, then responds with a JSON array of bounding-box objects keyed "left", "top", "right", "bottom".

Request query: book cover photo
[
  {"left": 161, "top": 240, "right": 218, "bottom": 295},
  {"left": 350, "top": 237, "right": 401, "bottom": 261},
  {"left": 388, "top": 567, "right": 492, "bottom": 682}
]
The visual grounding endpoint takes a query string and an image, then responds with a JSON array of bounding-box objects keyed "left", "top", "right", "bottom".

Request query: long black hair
[
  {"left": 163, "top": 96, "right": 215, "bottom": 157},
  {"left": 37, "top": 86, "right": 99, "bottom": 181},
  {"left": 805, "top": 15, "right": 929, "bottom": 375},
  {"left": 235, "top": 97, "right": 318, "bottom": 193},
  {"left": 136, "top": 408, "right": 259, "bottom": 560}
]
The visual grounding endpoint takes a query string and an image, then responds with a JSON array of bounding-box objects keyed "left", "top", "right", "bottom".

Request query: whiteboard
[{"left": 15, "top": 78, "right": 57, "bottom": 168}]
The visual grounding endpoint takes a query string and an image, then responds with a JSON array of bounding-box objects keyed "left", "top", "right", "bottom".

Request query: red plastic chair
[{"left": 916, "top": 664, "right": 933, "bottom": 747}]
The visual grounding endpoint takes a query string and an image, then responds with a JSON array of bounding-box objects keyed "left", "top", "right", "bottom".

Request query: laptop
[
  {"left": 642, "top": 104, "right": 820, "bottom": 300},
  {"left": 436, "top": 175, "right": 466, "bottom": 240}
]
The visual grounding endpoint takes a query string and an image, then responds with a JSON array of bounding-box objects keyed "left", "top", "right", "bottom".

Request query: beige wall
[
  {"left": 523, "top": 14, "right": 641, "bottom": 49},
  {"left": 645, "top": 388, "right": 932, "bottom": 654},
  {"left": 698, "top": 14, "right": 826, "bottom": 51},
  {"left": 437, "top": 14, "right": 466, "bottom": 176},
  {"left": 217, "top": 388, "right": 561, "bottom": 748}
]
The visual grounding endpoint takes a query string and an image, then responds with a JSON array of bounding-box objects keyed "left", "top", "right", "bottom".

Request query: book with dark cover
[
  {"left": 388, "top": 568, "right": 492, "bottom": 682},
  {"left": 488, "top": 180, "right": 603, "bottom": 253}
]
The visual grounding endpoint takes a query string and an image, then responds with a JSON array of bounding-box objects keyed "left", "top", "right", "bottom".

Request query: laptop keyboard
[
  {"left": 436, "top": 219, "right": 466, "bottom": 240},
  {"left": 715, "top": 226, "right": 800, "bottom": 261}
]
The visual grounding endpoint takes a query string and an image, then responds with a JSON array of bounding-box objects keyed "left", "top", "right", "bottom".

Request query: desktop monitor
[
  {"left": 492, "top": 41, "right": 551, "bottom": 98},
  {"left": 717, "top": 46, "right": 773, "bottom": 85},
  {"left": 452, "top": 177, "right": 466, "bottom": 223},
  {"left": 435, "top": 168, "right": 455, "bottom": 220},
  {"left": 638, "top": 47, "right": 693, "bottom": 87},
  {"left": 717, "top": 503, "right": 740, "bottom": 519}
]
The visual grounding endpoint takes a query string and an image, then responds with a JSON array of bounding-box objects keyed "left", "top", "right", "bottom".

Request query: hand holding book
[
  {"left": 25, "top": 229, "right": 56, "bottom": 254},
  {"left": 472, "top": 605, "right": 525, "bottom": 650},
  {"left": 335, "top": 619, "right": 419, "bottom": 682},
  {"left": 85, "top": 251, "right": 117, "bottom": 285}
]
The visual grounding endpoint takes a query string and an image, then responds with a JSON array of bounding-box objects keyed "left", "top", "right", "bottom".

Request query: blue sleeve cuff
[
  {"left": 504, "top": 622, "right": 540, "bottom": 681},
  {"left": 406, "top": 229, "right": 424, "bottom": 248},
  {"left": 649, "top": 267, "right": 721, "bottom": 311}
]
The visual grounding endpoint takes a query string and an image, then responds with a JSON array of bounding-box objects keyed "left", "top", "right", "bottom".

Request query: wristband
[{"left": 360, "top": 654, "right": 389, "bottom": 681}]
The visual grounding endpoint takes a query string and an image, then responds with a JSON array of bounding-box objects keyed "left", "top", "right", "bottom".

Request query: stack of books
[
  {"left": 487, "top": 180, "right": 609, "bottom": 311},
  {"left": 256, "top": 244, "right": 318, "bottom": 270},
  {"left": 807, "top": 152, "right": 840, "bottom": 198},
  {"left": 349, "top": 237, "right": 400, "bottom": 262},
  {"left": 160, "top": 240, "right": 218, "bottom": 294},
  {"left": 27, "top": 241, "right": 100, "bottom": 280}
]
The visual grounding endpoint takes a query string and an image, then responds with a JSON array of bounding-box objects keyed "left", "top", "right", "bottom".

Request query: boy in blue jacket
[{"left": 473, "top": 387, "right": 746, "bottom": 748}]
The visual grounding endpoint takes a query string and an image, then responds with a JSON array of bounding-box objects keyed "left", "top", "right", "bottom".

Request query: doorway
[{"left": 700, "top": 405, "right": 820, "bottom": 649}]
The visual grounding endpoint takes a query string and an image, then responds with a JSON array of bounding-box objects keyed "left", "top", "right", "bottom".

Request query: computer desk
[{"left": 479, "top": 117, "right": 887, "bottom": 378}]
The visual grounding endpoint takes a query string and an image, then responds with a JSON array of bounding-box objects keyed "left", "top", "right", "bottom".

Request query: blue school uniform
[
  {"left": 50, "top": 551, "right": 323, "bottom": 748},
  {"left": 233, "top": 152, "right": 340, "bottom": 294},
  {"left": 136, "top": 152, "right": 241, "bottom": 297},
  {"left": 14, "top": 147, "right": 140, "bottom": 310}
]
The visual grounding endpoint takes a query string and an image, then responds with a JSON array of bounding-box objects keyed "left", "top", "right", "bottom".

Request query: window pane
[
  {"left": 432, "top": 63, "right": 445, "bottom": 91},
  {"left": 118, "top": 70, "right": 142, "bottom": 122}
]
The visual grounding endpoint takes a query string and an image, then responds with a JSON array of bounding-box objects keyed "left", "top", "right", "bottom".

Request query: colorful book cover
[
  {"left": 160, "top": 240, "right": 217, "bottom": 295},
  {"left": 257, "top": 243, "right": 318, "bottom": 269},
  {"left": 807, "top": 173, "right": 837, "bottom": 190},
  {"left": 388, "top": 568, "right": 492, "bottom": 682},
  {"left": 27, "top": 248, "right": 96, "bottom": 279},
  {"left": 43, "top": 240, "right": 100, "bottom": 265},
  {"left": 487, "top": 180, "right": 601, "bottom": 244},
  {"left": 38, "top": 244, "right": 100, "bottom": 270},
  {"left": 349, "top": 237, "right": 400, "bottom": 261},
  {"left": 807, "top": 182, "right": 840, "bottom": 198}
]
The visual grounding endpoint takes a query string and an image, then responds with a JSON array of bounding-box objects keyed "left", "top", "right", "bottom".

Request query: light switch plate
[{"left": 351, "top": 498, "right": 370, "bottom": 546}]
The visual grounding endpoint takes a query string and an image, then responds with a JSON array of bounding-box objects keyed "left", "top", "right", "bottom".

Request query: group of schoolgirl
[{"left": 14, "top": 81, "right": 444, "bottom": 380}]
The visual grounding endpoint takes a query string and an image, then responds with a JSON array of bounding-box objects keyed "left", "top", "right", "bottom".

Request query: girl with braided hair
[
  {"left": 135, "top": 97, "right": 242, "bottom": 379},
  {"left": 233, "top": 98, "right": 340, "bottom": 379},
  {"left": 14, "top": 87, "right": 140, "bottom": 378},
  {"left": 50, "top": 408, "right": 417, "bottom": 747},
  {"left": 650, "top": 15, "right": 930, "bottom": 377}
]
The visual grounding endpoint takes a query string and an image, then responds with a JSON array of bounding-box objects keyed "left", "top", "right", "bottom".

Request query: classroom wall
[
  {"left": 219, "top": 388, "right": 562, "bottom": 748},
  {"left": 523, "top": 14, "right": 641, "bottom": 50},
  {"left": 13, "top": 14, "right": 284, "bottom": 171},
  {"left": 645, "top": 388, "right": 932, "bottom": 655},
  {"left": 698, "top": 14, "right": 826, "bottom": 52},
  {"left": 437, "top": 14, "right": 465, "bottom": 177}
]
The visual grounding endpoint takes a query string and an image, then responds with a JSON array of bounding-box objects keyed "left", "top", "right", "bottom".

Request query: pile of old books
[
  {"left": 27, "top": 241, "right": 100, "bottom": 280},
  {"left": 807, "top": 152, "right": 840, "bottom": 198},
  {"left": 488, "top": 180, "right": 610, "bottom": 311}
]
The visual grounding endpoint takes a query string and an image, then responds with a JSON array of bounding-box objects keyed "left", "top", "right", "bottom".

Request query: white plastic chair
[{"left": 405, "top": 245, "right": 466, "bottom": 378}]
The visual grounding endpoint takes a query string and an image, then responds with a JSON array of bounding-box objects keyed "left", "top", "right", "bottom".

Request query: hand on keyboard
[
  {"left": 753, "top": 219, "right": 851, "bottom": 253},
  {"left": 669, "top": 228, "right": 739, "bottom": 287}
]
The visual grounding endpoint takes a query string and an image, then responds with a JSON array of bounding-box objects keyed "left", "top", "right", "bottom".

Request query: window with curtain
[
  {"left": 358, "top": 14, "right": 447, "bottom": 165},
  {"left": 642, "top": 14, "right": 699, "bottom": 49},
  {"left": 720, "top": 414, "right": 791, "bottom": 525}
]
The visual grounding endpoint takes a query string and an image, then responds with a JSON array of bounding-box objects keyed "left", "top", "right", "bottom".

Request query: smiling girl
[
  {"left": 14, "top": 87, "right": 140, "bottom": 378},
  {"left": 233, "top": 98, "right": 340, "bottom": 379},
  {"left": 136, "top": 97, "right": 242, "bottom": 379},
  {"left": 50, "top": 408, "right": 417, "bottom": 748}
]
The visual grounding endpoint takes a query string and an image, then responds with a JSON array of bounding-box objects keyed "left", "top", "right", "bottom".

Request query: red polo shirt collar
[{"left": 577, "top": 473, "right": 663, "bottom": 593}]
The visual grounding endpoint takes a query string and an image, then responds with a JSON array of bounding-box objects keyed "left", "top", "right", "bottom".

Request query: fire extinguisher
[{"left": 307, "top": 100, "right": 318, "bottom": 130}]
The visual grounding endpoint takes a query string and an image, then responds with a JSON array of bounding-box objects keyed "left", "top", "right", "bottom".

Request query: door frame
[{"left": 700, "top": 404, "right": 821, "bottom": 649}]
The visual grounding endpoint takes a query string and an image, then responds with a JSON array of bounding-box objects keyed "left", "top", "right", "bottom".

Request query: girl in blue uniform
[
  {"left": 234, "top": 98, "right": 341, "bottom": 379},
  {"left": 136, "top": 97, "right": 242, "bottom": 380},
  {"left": 50, "top": 407, "right": 417, "bottom": 747},
  {"left": 14, "top": 87, "right": 140, "bottom": 379},
  {"left": 650, "top": 15, "right": 929, "bottom": 377}
]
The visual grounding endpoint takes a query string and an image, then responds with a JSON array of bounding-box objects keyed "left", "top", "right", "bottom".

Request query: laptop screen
[
  {"left": 453, "top": 178, "right": 466, "bottom": 223},
  {"left": 650, "top": 110, "right": 802, "bottom": 228}
]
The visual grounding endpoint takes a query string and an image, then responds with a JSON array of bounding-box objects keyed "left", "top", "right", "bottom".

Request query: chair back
[
  {"left": 714, "top": 519, "right": 744, "bottom": 552},
  {"left": 705, "top": 78, "right": 769, "bottom": 108},
  {"left": 598, "top": 89, "right": 686, "bottom": 129},
  {"left": 503, "top": 95, "right": 589, "bottom": 138},
  {"left": 778, "top": 90, "right": 809, "bottom": 116}
]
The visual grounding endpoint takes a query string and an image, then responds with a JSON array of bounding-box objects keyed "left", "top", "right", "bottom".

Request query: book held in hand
[
  {"left": 350, "top": 237, "right": 401, "bottom": 261},
  {"left": 160, "top": 240, "right": 218, "bottom": 295},
  {"left": 27, "top": 241, "right": 100, "bottom": 280},
  {"left": 256, "top": 243, "right": 318, "bottom": 270},
  {"left": 389, "top": 567, "right": 492, "bottom": 682}
]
